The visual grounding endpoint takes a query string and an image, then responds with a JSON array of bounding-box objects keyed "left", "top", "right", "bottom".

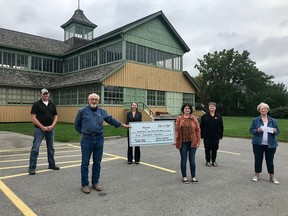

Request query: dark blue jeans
[
  {"left": 253, "top": 144, "right": 276, "bottom": 174},
  {"left": 81, "top": 134, "right": 104, "bottom": 186},
  {"left": 179, "top": 141, "right": 197, "bottom": 177},
  {"left": 29, "top": 128, "right": 55, "bottom": 171}
]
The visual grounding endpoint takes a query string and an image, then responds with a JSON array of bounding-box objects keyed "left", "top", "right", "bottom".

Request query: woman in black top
[
  {"left": 126, "top": 102, "right": 142, "bottom": 164},
  {"left": 200, "top": 102, "right": 224, "bottom": 167}
]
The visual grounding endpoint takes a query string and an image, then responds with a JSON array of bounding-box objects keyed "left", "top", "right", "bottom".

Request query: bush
[{"left": 269, "top": 106, "right": 288, "bottom": 119}]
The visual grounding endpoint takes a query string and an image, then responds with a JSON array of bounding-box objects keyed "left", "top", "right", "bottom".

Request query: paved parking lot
[{"left": 1, "top": 131, "right": 288, "bottom": 216}]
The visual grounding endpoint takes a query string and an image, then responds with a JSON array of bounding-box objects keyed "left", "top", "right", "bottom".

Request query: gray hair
[
  {"left": 257, "top": 102, "right": 270, "bottom": 111},
  {"left": 208, "top": 102, "right": 216, "bottom": 106},
  {"left": 88, "top": 93, "right": 100, "bottom": 100}
]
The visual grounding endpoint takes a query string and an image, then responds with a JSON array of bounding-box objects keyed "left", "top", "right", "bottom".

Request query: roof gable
[
  {"left": 125, "top": 17, "right": 185, "bottom": 54},
  {"left": 121, "top": 11, "right": 190, "bottom": 52}
]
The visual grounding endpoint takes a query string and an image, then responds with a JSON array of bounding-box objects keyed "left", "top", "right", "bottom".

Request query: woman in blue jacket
[{"left": 249, "top": 102, "right": 280, "bottom": 184}]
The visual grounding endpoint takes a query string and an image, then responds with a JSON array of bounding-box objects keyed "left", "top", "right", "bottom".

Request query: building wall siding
[
  {"left": 57, "top": 106, "right": 81, "bottom": 123},
  {"left": 103, "top": 62, "right": 195, "bottom": 93},
  {"left": 124, "top": 18, "right": 184, "bottom": 55},
  {"left": 0, "top": 106, "right": 31, "bottom": 122},
  {"left": 56, "top": 105, "right": 126, "bottom": 124}
]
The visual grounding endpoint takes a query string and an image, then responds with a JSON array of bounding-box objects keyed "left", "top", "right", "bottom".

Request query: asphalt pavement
[{"left": 0, "top": 131, "right": 288, "bottom": 216}]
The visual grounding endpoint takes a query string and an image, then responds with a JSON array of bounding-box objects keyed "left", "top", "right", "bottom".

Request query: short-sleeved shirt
[{"left": 31, "top": 100, "right": 57, "bottom": 127}]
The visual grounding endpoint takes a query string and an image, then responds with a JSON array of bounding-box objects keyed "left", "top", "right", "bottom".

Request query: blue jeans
[
  {"left": 29, "top": 128, "right": 55, "bottom": 171},
  {"left": 81, "top": 134, "right": 104, "bottom": 186},
  {"left": 179, "top": 141, "right": 197, "bottom": 177},
  {"left": 253, "top": 144, "right": 276, "bottom": 174}
]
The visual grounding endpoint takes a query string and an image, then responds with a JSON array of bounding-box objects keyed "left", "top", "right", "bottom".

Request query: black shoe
[
  {"left": 48, "top": 165, "right": 60, "bottom": 170},
  {"left": 135, "top": 161, "right": 140, "bottom": 165},
  {"left": 128, "top": 161, "right": 132, "bottom": 164},
  {"left": 205, "top": 162, "right": 211, "bottom": 167},
  {"left": 191, "top": 177, "right": 198, "bottom": 184},
  {"left": 182, "top": 177, "right": 189, "bottom": 184},
  {"left": 29, "top": 170, "right": 36, "bottom": 175}
]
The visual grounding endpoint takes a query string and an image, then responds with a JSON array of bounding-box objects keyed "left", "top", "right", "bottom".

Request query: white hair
[
  {"left": 88, "top": 93, "right": 100, "bottom": 100},
  {"left": 257, "top": 102, "right": 270, "bottom": 111}
]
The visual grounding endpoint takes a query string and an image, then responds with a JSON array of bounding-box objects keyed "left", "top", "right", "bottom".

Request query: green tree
[{"left": 194, "top": 49, "right": 287, "bottom": 116}]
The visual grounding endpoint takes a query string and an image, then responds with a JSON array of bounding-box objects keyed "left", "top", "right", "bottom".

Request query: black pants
[
  {"left": 253, "top": 144, "right": 276, "bottom": 174},
  {"left": 204, "top": 138, "right": 219, "bottom": 163},
  {"left": 127, "top": 135, "right": 140, "bottom": 162}
]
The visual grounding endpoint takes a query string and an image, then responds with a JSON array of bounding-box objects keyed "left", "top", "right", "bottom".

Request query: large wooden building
[{"left": 0, "top": 8, "right": 199, "bottom": 123}]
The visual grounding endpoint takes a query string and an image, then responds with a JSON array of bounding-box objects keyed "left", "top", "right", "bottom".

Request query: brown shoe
[
  {"left": 82, "top": 186, "right": 90, "bottom": 194},
  {"left": 93, "top": 183, "right": 103, "bottom": 191}
]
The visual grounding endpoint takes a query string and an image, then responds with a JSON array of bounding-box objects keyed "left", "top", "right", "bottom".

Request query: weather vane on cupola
[{"left": 78, "top": 0, "right": 80, "bottom": 9}]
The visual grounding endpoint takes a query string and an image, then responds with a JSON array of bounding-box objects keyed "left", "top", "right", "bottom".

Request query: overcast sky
[{"left": 1, "top": 0, "right": 288, "bottom": 87}]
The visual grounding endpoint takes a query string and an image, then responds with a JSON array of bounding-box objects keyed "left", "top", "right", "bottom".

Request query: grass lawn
[
  {"left": 223, "top": 116, "right": 288, "bottom": 142},
  {"left": 0, "top": 116, "right": 287, "bottom": 142}
]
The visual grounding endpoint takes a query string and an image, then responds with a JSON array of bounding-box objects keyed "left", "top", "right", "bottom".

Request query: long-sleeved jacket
[
  {"left": 126, "top": 111, "right": 142, "bottom": 124},
  {"left": 200, "top": 112, "right": 224, "bottom": 139},
  {"left": 249, "top": 115, "right": 280, "bottom": 148},
  {"left": 126, "top": 111, "right": 142, "bottom": 137},
  {"left": 175, "top": 114, "right": 201, "bottom": 149},
  {"left": 74, "top": 105, "right": 121, "bottom": 135}
]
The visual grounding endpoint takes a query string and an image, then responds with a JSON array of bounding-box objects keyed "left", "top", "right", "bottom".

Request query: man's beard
[{"left": 90, "top": 104, "right": 97, "bottom": 108}]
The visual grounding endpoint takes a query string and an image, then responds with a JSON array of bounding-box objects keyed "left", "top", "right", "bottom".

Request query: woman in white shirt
[{"left": 249, "top": 102, "right": 280, "bottom": 184}]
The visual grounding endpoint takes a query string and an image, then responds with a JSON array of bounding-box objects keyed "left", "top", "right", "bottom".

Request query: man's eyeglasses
[{"left": 89, "top": 98, "right": 99, "bottom": 101}]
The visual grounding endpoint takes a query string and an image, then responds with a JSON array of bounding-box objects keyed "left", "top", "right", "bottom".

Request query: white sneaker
[
  {"left": 252, "top": 176, "right": 259, "bottom": 182},
  {"left": 270, "top": 177, "right": 279, "bottom": 185}
]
